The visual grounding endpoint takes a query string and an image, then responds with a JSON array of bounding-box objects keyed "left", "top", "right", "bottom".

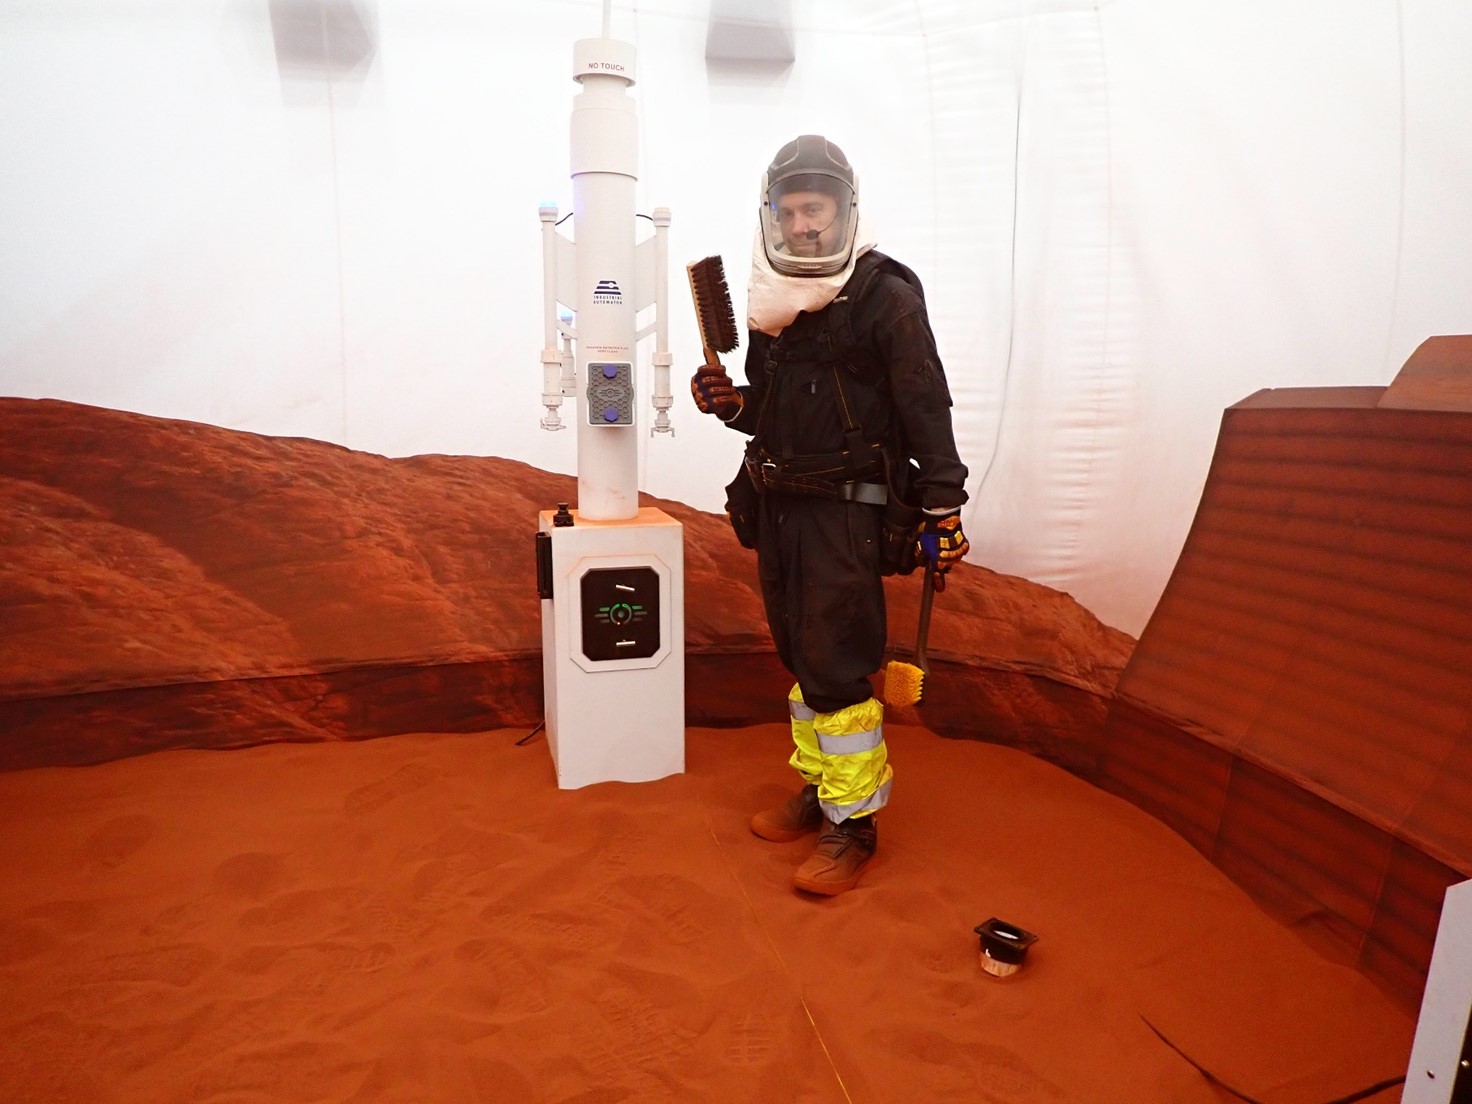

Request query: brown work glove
[{"left": 691, "top": 364, "right": 744, "bottom": 420}]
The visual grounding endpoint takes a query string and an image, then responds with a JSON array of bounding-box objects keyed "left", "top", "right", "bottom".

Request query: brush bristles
[
  {"left": 883, "top": 660, "right": 925, "bottom": 708},
  {"left": 686, "top": 256, "right": 740, "bottom": 354}
]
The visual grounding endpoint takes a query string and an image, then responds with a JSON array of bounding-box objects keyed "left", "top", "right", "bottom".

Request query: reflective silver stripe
[
  {"left": 789, "top": 699, "right": 816, "bottom": 722},
  {"left": 822, "top": 777, "right": 893, "bottom": 822},
  {"left": 816, "top": 722, "right": 883, "bottom": 756}
]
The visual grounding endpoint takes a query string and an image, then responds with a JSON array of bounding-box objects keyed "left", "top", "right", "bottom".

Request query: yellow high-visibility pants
[{"left": 787, "top": 685, "right": 893, "bottom": 822}]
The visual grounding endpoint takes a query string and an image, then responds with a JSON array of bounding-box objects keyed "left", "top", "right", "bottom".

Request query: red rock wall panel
[
  {"left": 1116, "top": 388, "right": 1472, "bottom": 871},
  {"left": 1097, "top": 336, "right": 1472, "bottom": 1008},
  {"left": 0, "top": 397, "right": 1132, "bottom": 772},
  {"left": 1099, "top": 700, "right": 1462, "bottom": 1010}
]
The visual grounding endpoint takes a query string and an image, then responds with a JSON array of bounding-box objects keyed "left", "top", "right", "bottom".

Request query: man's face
[{"left": 773, "top": 189, "right": 840, "bottom": 256}]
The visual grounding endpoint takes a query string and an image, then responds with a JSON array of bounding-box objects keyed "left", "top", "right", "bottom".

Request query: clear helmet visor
[{"left": 760, "top": 173, "right": 858, "bottom": 278}]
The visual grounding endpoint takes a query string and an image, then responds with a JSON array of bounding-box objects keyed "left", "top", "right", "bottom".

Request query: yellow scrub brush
[{"left": 884, "top": 560, "right": 938, "bottom": 708}]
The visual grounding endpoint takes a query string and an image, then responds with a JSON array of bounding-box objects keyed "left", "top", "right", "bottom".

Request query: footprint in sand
[
  {"left": 466, "top": 1057, "right": 541, "bottom": 1102},
  {"left": 362, "top": 892, "right": 433, "bottom": 941},
  {"left": 186, "top": 1040, "right": 325, "bottom": 1100},
  {"left": 450, "top": 946, "right": 551, "bottom": 1022},
  {"left": 238, "top": 885, "right": 370, "bottom": 942},
  {"left": 95, "top": 942, "right": 215, "bottom": 987},
  {"left": 584, "top": 988, "right": 696, "bottom": 1082},
  {"left": 598, "top": 971, "right": 697, "bottom": 1058},
  {"left": 722, "top": 1008, "right": 782, "bottom": 1066},
  {"left": 83, "top": 813, "right": 157, "bottom": 868},
  {"left": 0, "top": 919, "right": 59, "bottom": 966},
  {"left": 212, "top": 852, "right": 289, "bottom": 901},
  {"left": 22, "top": 899, "right": 104, "bottom": 934},
  {"left": 492, "top": 907, "right": 605, "bottom": 954},
  {"left": 226, "top": 943, "right": 291, "bottom": 976},
  {"left": 453, "top": 937, "right": 493, "bottom": 964},
  {"left": 894, "top": 1030, "right": 1065, "bottom": 1101},
  {"left": 408, "top": 857, "right": 481, "bottom": 915},
  {"left": 343, "top": 762, "right": 434, "bottom": 817},
  {"left": 605, "top": 873, "right": 720, "bottom": 949},
  {"left": 239, "top": 941, "right": 396, "bottom": 1005},
  {"left": 324, "top": 939, "right": 396, "bottom": 973}
]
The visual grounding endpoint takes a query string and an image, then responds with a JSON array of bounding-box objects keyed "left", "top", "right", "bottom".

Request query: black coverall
[{"left": 724, "top": 250, "right": 969, "bottom": 715}]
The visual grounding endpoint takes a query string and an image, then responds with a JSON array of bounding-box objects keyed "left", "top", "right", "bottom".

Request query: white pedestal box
[
  {"left": 537, "top": 506, "right": 685, "bottom": 789},
  {"left": 1404, "top": 878, "right": 1472, "bottom": 1103}
]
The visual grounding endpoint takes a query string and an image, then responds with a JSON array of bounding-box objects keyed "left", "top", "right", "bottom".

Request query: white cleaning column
[
  {"left": 535, "top": 9, "right": 685, "bottom": 790},
  {"left": 569, "top": 35, "right": 639, "bottom": 521}
]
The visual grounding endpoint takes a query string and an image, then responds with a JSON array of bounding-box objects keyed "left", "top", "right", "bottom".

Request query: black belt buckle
[{"left": 743, "top": 453, "right": 777, "bottom": 492}]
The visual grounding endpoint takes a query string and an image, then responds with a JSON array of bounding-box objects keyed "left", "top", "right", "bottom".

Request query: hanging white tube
[
  {"left": 538, "top": 205, "right": 565, "bottom": 430},
  {"left": 559, "top": 312, "right": 576, "bottom": 397},
  {"left": 651, "top": 206, "right": 673, "bottom": 435}
]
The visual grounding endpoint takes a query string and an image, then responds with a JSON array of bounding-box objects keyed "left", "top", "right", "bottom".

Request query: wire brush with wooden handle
[
  {"left": 686, "top": 256, "right": 739, "bottom": 364},
  {"left": 686, "top": 255, "right": 744, "bottom": 418}
]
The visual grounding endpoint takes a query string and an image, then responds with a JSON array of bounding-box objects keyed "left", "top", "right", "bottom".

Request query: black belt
[
  {"left": 744, "top": 454, "right": 887, "bottom": 505},
  {"left": 835, "top": 481, "right": 888, "bottom": 505}
]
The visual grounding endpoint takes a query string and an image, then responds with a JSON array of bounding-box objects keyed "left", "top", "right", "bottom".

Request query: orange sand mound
[{"left": 0, "top": 724, "right": 1413, "bottom": 1103}]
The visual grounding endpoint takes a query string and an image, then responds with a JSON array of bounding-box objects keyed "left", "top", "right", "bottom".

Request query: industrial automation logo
[{"left": 593, "top": 279, "right": 623, "bottom": 304}]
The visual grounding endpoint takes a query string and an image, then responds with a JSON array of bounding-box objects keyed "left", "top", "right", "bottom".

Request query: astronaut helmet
[{"left": 759, "top": 134, "right": 859, "bottom": 278}]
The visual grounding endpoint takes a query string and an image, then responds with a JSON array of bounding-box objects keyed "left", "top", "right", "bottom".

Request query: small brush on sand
[{"left": 884, "top": 560, "right": 938, "bottom": 708}]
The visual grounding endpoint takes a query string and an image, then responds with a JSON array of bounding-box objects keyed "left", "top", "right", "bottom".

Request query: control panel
[
  {"left": 586, "top": 361, "right": 634, "bottom": 426},
  {"left": 580, "top": 566, "right": 660, "bottom": 661}
]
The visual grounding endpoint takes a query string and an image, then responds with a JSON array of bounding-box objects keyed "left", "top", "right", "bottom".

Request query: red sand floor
[{"left": 0, "top": 723, "right": 1414, "bottom": 1103}]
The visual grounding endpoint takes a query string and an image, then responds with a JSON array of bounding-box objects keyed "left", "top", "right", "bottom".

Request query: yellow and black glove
[{"left": 916, "top": 509, "right": 969, "bottom": 591}]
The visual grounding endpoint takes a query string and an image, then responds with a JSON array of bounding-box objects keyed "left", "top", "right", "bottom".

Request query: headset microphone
[{"left": 805, "top": 229, "right": 820, "bottom": 240}]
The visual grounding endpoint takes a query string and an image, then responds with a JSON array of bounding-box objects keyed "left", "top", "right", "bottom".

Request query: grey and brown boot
[
  {"left": 792, "top": 815, "right": 878, "bottom": 896},
  {"left": 750, "top": 784, "right": 822, "bottom": 842}
]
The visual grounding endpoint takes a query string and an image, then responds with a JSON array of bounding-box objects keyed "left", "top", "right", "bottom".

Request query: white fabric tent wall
[{"left": 2, "top": 1, "right": 1469, "bottom": 635}]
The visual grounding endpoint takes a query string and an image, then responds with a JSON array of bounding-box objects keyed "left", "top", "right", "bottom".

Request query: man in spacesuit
[{"left": 692, "top": 134, "right": 970, "bottom": 895}]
